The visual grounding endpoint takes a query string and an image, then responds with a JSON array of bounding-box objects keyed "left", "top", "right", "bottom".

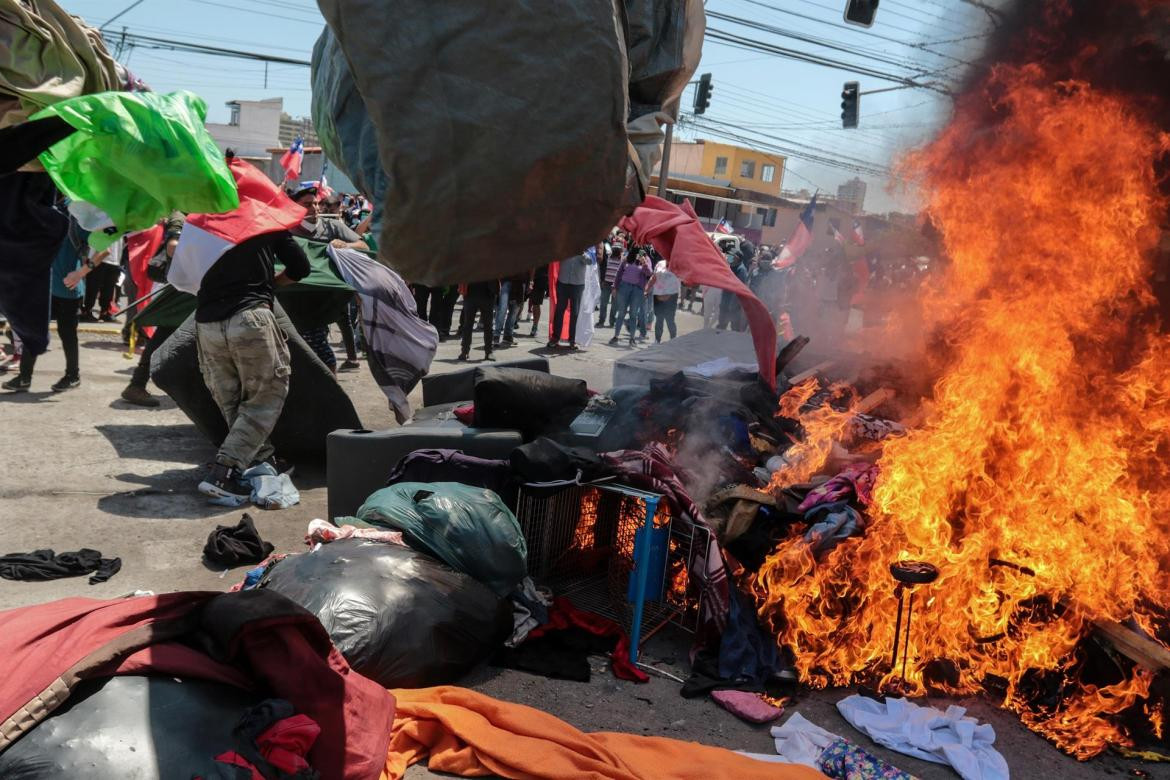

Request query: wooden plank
[
  {"left": 1093, "top": 618, "right": 1170, "bottom": 671},
  {"left": 787, "top": 360, "right": 835, "bottom": 386},
  {"left": 856, "top": 387, "right": 896, "bottom": 416}
]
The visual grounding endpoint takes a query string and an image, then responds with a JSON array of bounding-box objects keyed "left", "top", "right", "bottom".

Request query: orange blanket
[{"left": 384, "top": 686, "right": 827, "bottom": 780}]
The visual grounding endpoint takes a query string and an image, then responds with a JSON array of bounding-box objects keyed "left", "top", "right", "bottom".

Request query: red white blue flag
[
  {"left": 851, "top": 218, "right": 865, "bottom": 246},
  {"left": 279, "top": 136, "right": 304, "bottom": 181},
  {"left": 775, "top": 193, "right": 817, "bottom": 269},
  {"left": 715, "top": 217, "right": 734, "bottom": 234}
]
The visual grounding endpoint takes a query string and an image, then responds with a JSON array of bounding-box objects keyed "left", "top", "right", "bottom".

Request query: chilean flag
[
  {"left": 831, "top": 219, "right": 846, "bottom": 245},
  {"left": 774, "top": 193, "right": 817, "bottom": 270},
  {"left": 851, "top": 218, "right": 865, "bottom": 246},
  {"left": 715, "top": 217, "right": 734, "bottom": 234},
  {"left": 168, "top": 157, "right": 306, "bottom": 294},
  {"left": 279, "top": 136, "right": 304, "bottom": 181}
]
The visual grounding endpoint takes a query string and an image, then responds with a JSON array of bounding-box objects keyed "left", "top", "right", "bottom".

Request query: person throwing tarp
[{"left": 167, "top": 154, "right": 310, "bottom": 499}]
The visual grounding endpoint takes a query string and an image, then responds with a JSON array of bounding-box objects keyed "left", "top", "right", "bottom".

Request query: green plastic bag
[{"left": 32, "top": 91, "right": 238, "bottom": 250}]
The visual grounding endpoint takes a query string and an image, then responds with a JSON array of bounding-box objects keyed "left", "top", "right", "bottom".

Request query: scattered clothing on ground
[
  {"left": 0, "top": 548, "right": 120, "bottom": 584},
  {"left": 207, "top": 462, "right": 301, "bottom": 510},
  {"left": 836, "top": 695, "right": 1009, "bottom": 780},
  {"left": 305, "top": 519, "right": 404, "bottom": 548},
  {"left": 203, "top": 513, "right": 274, "bottom": 568},
  {"left": 744, "top": 712, "right": 913, "bottom": 780},
  {"left": 711, "top": 689, "right": 786, "bottom": 724}
]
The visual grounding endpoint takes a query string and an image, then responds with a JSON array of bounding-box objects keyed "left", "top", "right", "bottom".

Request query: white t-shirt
[
  {"left": 101, "top": 237, "right": 124, "bottom": 266},
  {"left": 652, "top": 260, "right": 681, "bottom": 296}
]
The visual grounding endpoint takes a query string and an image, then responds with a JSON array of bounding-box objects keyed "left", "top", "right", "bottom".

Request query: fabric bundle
[
  {"left": 203, "top": 514, "right": 275, "bottom": 568},
  {"left": 32, "top": 91, "right": 238, "bottom": 250}
]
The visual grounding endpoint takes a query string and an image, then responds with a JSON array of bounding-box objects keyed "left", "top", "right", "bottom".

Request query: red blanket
[
  {"left": 0, "top": 591, "right": 394, "bottom": 780},
  {"left": 620, "top": 197, "right": 777, "bottom": 389}
]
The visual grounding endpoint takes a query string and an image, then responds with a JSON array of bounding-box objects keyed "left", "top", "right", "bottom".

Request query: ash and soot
[{"left": 756, "top": 0, "right": 1170, "bottom": 759}]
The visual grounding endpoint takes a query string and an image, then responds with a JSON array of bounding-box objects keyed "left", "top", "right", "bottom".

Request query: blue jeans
[
  {"left": 494, "top": 281, "right": 511, "bottom": 340},
  {"left": 611, "top": 281, "right": 644, "bottom": 339}
]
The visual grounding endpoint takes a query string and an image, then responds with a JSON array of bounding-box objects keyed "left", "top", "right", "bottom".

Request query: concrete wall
[
  {"left": 207, "top": 98, "right": 282, "bottom": 158},
  {"left": 266, "top": 149, "right": 357, "bottom": 195}
]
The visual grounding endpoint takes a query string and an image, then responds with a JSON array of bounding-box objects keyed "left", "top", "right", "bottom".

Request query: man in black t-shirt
[{"left": 194, "top": 230, "right": 310, "bottom": 498}]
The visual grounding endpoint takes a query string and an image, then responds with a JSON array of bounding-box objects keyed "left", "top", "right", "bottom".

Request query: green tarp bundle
[
  {"left": 135, "top": 237, "right": 354, "bottom": 329},
  {"left": 32, "top": 90, "right": 238, "bottom": 250}
]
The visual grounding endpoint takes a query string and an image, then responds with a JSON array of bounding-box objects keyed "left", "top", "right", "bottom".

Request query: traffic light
[
  {"left": 693, "top": 72, "right": 713, "bottom": 115},
  {"left": 843, "top": 0, "right": 879, "bottom": 27},
  {"left": 841, "top": 81, "right": 859, "bottom": 128}
]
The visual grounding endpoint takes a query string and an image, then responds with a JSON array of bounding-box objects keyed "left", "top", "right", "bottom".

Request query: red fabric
[
  {"left": 528, "top": 598, "right": 649, "bottom": 683},
  {"left": 546, "top": 262, "right": 571, "bottom": 342},
  {"left": 452, "top": 403, "right": 475, "bottom": 425},
  {"left": 214, "top": 713, "right": 321, "bottom": 778},
  {"left": 280, "top": 147, "right": 303, "bottom": 181},
  {"left": 0, "top": 592, "right": 395, "bottom": 780},
  {"left": 620, "top": 197, "right": 777, "bottom": 389},
  {"left": 189, "top": 157, "right": 306, "bottom": 245},
  {"left": 125, "top": 224, "right": 164, "bottom": 337}
]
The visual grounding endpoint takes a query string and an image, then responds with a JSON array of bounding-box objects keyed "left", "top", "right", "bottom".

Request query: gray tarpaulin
[{"left": 314, "top": 0, "right": 637, "bottom": 285}]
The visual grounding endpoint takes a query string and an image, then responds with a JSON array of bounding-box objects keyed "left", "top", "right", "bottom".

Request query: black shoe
[
  {"left": 457, "top": 351, "right": 469, "bottom": 361},
  {"left": 100, "top": 313, "right": 116, "bottom": 323},
  {"left": 568, "top": 343, "right": 579, "bottom": 351},
  {"left": 338, "top": 359, "right": 361, "bottom": 372},
  {"left": 79, "top": 312, "right": 98, "bottom": 323},
  {"left": 198, "top": 463, "right": 252, "bottom": 499},
  {"left": 503, "top": 336, "right": 515, "bottom": 345},
  {"left": 51, "top": 375, "right": 80, "bottom": 392},
  {"left": 608, "top": 336, "right": 619, "bottom": 345},
  {"left": 546, "top": 340, "right": 558, "bottom": 349},
  {"left": 529, "top": 328, "right": 538, "bottom": 338},
  {"left": 253, "top": 455, "right": 295, "bottom": 476},
  {"left": 485, "top": 352, "right": 496, "bottom": 361},
  {"left": 2, "top": 375, "right": 30, "bottom": 392},
  {"left": 628, "top": 336, "right": 636, "bottom": 347}
]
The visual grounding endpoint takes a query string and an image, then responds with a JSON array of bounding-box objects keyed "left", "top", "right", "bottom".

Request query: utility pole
[
  {"left": 660, "top": 73, "right": 714, "bottom": 198},
  {"left": 657, "top": 123, "right": 673, "bottom": 197}
]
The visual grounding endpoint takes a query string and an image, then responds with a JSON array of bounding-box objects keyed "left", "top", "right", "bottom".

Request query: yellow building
[{"left": 666, "top": 140, "right": 785, "bottom": 198}]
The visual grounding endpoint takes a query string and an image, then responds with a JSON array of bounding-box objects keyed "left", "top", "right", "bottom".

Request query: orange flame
[
  {"left": 755, "top": 64, "right": 1170, "bottom": 757},
  {"left": 768, "top": 380, "right": 860, "bottom": 490}
]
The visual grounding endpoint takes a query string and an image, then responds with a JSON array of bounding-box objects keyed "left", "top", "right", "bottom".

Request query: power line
[
  {"left": 706, "top": 10, "right": 937, "bottom": 76},
  {"left": 705, "top": 28, "right": 953, "bottom": 94},
  {"left": 725, "top": 0, "right": 982, "bottom": 67},
  {"left": 112, "top": 31, "right": 311, "bottom": 65}
]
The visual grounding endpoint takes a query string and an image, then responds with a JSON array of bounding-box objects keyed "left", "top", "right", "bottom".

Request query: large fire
[{"left": 755, "top": 4, "right": 1170, "bottom": 758}]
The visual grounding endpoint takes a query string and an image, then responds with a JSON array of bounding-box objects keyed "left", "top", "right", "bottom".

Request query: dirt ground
[{"left": 0, "top": 308, "right": 1165, "bottom": 780}]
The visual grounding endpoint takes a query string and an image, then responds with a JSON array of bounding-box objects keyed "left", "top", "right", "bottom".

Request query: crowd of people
[{"left": 0, "top": 168, "right": 930, "bottom": 500}]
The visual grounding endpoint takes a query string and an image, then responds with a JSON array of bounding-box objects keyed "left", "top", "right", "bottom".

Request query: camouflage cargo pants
[{"left": 195, "top": 305, "right": 290, "bottom": 470}]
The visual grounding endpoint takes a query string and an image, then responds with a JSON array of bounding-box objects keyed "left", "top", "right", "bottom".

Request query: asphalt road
[{"left": 0, "top": 308, "right": 1164, "bottom": 779}]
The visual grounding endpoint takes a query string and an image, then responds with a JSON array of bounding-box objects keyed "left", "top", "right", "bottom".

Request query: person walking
[
  {"left": 548, "top": 251, "right": 588, "bottom": 349},
  {"left": 458, "top": 280, "right": 498, "bottom": 361},
  {"left": 527, "top": 264, "right": 549, "bottom": 337},
  {"left": 608, "top": 247, "right": 652, "bottom": 347},
  {"left": 598, "top": 244, "right": 622, "bottom": 326},
  {"left": 193, "top": 228, "right": 310, "bottom": 499},
  {"left": 122, "top": 214, "right": 185, "bottom": 407},
  {"left": 3, "top": 215, "right": 89, "bottom": 392},
  {"left": 646, "top": 254, "right": 681, "bottom": 342},
  {"left": 79, "top": 235, "right": 122, "bottom": 322},
  {"left": 494, "top": 271, "right": 527, "bottom": 348}
]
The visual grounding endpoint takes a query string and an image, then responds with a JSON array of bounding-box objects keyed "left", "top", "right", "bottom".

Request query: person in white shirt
[{"left": 645, "top": 255, "right": 682, "bottom": 342}]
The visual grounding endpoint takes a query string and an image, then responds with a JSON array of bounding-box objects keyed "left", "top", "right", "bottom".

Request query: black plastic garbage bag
[
  {"left": 150, "top": 301, "right": 361, "bottom": 462},
  {"left": 351, "top": 482, "right": 527, "bottom": 597},
  {"left": 0, "top": 675, "right": 268, "bottom": 779},
  {"left": 262, "top": 540, "right": 511, "bottom": 688},
  {"left": 315, "top": 0, "right": 636, "bottom": 285},
  {"left": 473, "top": 366, "right": 589, "bottom": 441}
]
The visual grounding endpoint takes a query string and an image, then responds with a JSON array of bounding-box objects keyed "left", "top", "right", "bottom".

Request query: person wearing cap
[{"left": 290, "top": 185, "right": 369, "bottom": 251}]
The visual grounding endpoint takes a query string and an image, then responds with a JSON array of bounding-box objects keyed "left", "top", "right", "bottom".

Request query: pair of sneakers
[
  {"left": 198, "top": 456, "right": 294, "bottom": 499},
  {"left": 2, "top": 374, "right": 78, "bottom": 392}
]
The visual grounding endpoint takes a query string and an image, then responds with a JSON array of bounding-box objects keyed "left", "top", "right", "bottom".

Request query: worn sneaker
[
  {"left": 100, "top": 313, "right": 116, "bottom": 323},
  {"left": 121, "top": 384, "right": 161, "bottom": 407},
  {"left": 198, "top": 463, "right": 252, "bottom": 499},
  {"left": 79, "top": 311, "right": 98, "bottom": 323},
  {"left": 338, "top": 359, "right": 361, "bottom": 372},
  {"left": 2, "top": 375, "right": 30, "bottom": 392},
  {"left": 608, "top": 336, "right": 619, "bottom": 345},
  {"left": 51, "top": 375, "right": 80, "bottom": 392}
]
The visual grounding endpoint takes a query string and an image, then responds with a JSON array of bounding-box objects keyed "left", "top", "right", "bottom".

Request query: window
[
  {"left": 740, "top": 160, "right": 756, "bottom": 178},
  {"left": 755, "top": 207, "right": 778, "bottom": 227},
  {"left": 228, "top": 104, "right": 240, "bottom": 127},
  {"left": 713, "top": 156, "right": 728, "bottom": 176},
  {"left": 761, "top": 164, "right": 775, "bottom": 183}
]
